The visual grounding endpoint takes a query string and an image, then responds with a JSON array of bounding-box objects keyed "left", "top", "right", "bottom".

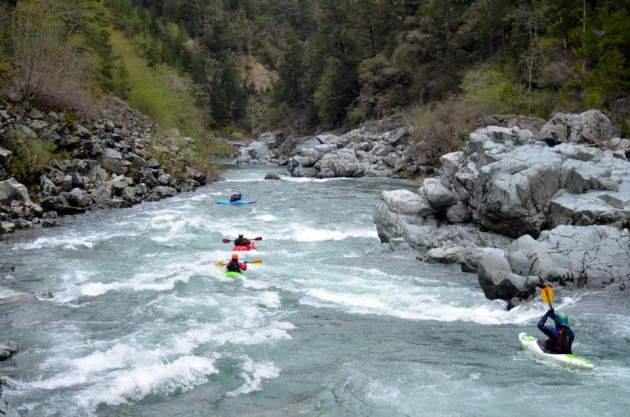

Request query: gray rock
[
  {"left": 539, "top": 110, "right": 612, "bottom": 145},
  {"left": 0, "top": 397, "right": 22, "bottom": 417},
  {"left": 0, "top": 147, "right": 12, "bottom": 166},
  {"left": 0, "top": 341, "right": 19, "bottom": 361},
  {"left": 0, "top": 178, "right": 31, "bottom": 204},
  {"left": 264, "top": 172, "right": 281, "bottom": 180}
]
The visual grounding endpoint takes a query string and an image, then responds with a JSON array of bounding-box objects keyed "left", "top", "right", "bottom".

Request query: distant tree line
[
  {"left": 102, "top": 0, "right": 630, "bottom": 134},
  {"left": 2, "top": 0, "right": 630, "bottom": 135}
]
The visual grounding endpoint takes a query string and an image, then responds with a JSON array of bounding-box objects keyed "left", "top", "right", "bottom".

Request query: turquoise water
[{"left": 1, "top": 164, "right": 629, "bottom": 417}]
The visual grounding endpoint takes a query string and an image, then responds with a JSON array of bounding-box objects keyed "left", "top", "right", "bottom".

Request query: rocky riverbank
[{"left": 0, "top": 95, "right": 210, "bottom": 236}]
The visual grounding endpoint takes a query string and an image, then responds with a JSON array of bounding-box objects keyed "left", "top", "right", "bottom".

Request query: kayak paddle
[
  {"left": 216, "top": 259, "right": 263, "bottom": 267},
  {"left": 541, "top": 286, "right": 554, "bottom": 308},
  {"left": 222, "top": 237, "right": 263, "bottom": 243}
]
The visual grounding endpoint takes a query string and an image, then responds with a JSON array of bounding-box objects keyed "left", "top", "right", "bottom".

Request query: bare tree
[{"left": 10, "top": 0, "right": 91, "bottom": 110}]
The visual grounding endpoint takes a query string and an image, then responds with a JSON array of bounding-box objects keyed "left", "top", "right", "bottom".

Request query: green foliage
[
  {"left": 461, "top": 66, "right": 520, "bottom": 114},
  {"left": 273, "top": 38, "right": 305, "bottom": 107},
  {"left": 313, "top": 58, "right": 359, "bottom": 127},
  {"left": 7, "top": 128, "right": 57, "bottom": 184},
  {"left": 109, "top": 29, "right": 204, "bottom": 136},
  {"left": 209, "top": 63, "right": 250, "bottom": 128},
  {"left": 357, "top": 54, "right": 410, "bottom": 119}
]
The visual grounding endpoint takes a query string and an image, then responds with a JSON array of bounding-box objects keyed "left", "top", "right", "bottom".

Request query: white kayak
[{"left": 518, "top": 332, "right": 594, "bottom": 370}]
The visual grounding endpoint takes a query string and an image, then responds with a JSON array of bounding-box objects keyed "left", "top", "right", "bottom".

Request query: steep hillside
[{"left": 103, "top": 0, "right": 630, "bottom": 136}]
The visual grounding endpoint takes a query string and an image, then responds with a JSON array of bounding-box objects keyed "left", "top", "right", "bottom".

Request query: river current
[{"left": 1, "top": 164, "right": 629, "bottom": 417}]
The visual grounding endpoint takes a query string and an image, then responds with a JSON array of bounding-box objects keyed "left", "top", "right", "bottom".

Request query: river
[{"left": 1, "top": 164, "right": 629, "bottom": 417}]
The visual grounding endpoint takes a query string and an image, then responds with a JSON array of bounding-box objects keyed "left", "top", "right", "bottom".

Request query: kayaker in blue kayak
[
  {"left": 226, "top": 253, "right": 247, "bottom": 273},
  {"left": 537, "top": 308, "right": 574, "bottom": 354},
  {"left": 229, "top": 192, "right": 243, "bottom": 202}
]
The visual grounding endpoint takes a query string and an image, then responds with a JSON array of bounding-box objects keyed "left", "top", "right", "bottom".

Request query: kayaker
[
  {"left": 229, "top": 192, "right": 243, "bottom": 202},
  {"left": 537, "top": 308, "right": 574, "bottom": 354},
  {"left": 233, "top": 234, "right": 251, "bottom": 246},
  {"left": 226, "top": 253, "right": 247, "bottom": 273}
]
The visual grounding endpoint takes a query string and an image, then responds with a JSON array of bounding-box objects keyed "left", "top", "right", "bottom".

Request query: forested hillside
[
  {"left": 101, "top": 0, "right": 630, "bottom": 136},
  {"left": 2, "top": 0, "right": 630, "bottom": 137}
]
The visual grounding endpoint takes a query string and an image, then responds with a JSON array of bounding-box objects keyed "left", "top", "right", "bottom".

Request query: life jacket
[
  {"left": 547, "top": 327, "right": 572, "bottom": 354},
  {"left": 234, "top": 237, "right": 245, "bottom": 246},
  {"left": 226, "top": 259, "right": 241, "bottom": 272}
]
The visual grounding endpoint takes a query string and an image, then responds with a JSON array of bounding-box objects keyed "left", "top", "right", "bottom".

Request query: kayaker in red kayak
[
  {"left": 233, "top": 234, "right": 256, "bottom": 251},
  {"left": 233, "top": 234, "right": 251, "bottom": 247},
  {"left": 226, "top": 253, "right": 247, "bottom": 273}
]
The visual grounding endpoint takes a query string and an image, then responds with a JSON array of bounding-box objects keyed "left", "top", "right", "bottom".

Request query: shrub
[
  {"left": 7, "top": 129, "right": 56, "bottom": 184},
  {"left": 146, "top": 129, "right": 223, "bottom": 182},
  {"left": 407, "top": 96, "right": 481, "bottom": 167}
]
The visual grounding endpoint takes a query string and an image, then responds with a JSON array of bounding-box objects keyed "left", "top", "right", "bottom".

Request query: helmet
[
  {"left": 556, "top": 312, "right": 569, "bottom": 326},
  {"left": 238, "top": 234, "right": 244, "bottom": 237},
  {"left": 231, "top": 253, "right": 238, "bottom": 260}
]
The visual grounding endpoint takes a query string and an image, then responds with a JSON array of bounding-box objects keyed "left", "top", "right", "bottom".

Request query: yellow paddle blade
[
  {"left": 541, "top": 286, "right": 554, "bottom": 305},
  {"left": 215, "top": 259, "right": 261, "bottom": 267}
]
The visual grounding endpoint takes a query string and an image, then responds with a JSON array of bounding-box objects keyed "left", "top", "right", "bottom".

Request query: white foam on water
[
  {"left": 0, "top": 287, "right": 21, "bottom": 298},
  {"left": 55, "top": 254, "right": 220, "bottom": 300},
  {"left": 294, "top": 265, "right": 568, "bottom": 325},
  {"left": 264, "top": 223, "right": 378, "bottom": 242},
  {"left": 15, "top": 236, "right": 96, "bottom": 250},
  {"left": 227, "top": 356, "right": 281, "bottom": 396},
  {"left": 254, "top": 214, "right": 278, "bottom": 222},
  {"left": 74, "top": 355, "right": 218, "bottom": 412},
  {"left": 255, "top": 291, "right": 280, "bottom": 308}
]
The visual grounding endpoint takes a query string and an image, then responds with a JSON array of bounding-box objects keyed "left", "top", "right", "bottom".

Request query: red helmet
[{"left": 231, "top": 253, "right": 238, "bottom": 260}]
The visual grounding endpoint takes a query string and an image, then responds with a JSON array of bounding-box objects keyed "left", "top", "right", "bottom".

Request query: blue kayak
[{"left": 216, "top": 200, "right": 256, "bottom": 205}]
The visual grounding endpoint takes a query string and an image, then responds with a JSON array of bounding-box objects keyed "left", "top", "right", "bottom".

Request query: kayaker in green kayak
[
  {"left": 537, "top": 308, "right": 574, "bottom": 354},
  {"left": 226, "top": 253, "right": 247, "bottom": 274}
]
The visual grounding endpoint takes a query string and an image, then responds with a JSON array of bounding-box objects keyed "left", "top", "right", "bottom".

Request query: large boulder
[
  {"left": 538, "top": 110, "right": 612, "bottom": 146},
  {"left": 478, "top": 252, "right": 533, "bottom": 300},
  {"left": 506, "top": 225, "right": 630, "bottom": 289},
  {"left": 0, "top": 178, "right": 31, "bottom": 205},
  {"left": 315, "top": 148, "right": 368, "bottom": 178},
  {"left": 236, "top": 141, "right": 273, "bottom": 164}
]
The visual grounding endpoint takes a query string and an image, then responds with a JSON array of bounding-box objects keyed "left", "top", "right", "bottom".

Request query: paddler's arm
[{"left": 537, "top": 309, "right": 557, "bottom": 338}]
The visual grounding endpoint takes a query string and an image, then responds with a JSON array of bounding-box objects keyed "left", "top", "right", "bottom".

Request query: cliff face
[{"left": 0, "top": 95, "right": 209, "bottom": 235}]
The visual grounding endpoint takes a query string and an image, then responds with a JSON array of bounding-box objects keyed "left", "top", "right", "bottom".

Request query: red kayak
[{"left": 233, "top": 242, "right": 257, "bottom": 251}]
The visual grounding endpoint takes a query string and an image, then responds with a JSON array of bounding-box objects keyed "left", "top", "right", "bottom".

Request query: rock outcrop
[{"left": 373, "top": 110, "right": 630, "bottom": 304}]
